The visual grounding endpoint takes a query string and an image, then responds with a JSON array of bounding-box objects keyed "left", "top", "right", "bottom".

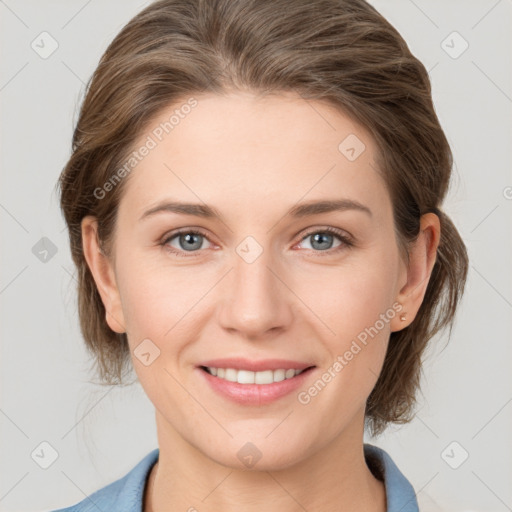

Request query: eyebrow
[{"left": 139, "top": 198, "right": 372, "bottom": 222}]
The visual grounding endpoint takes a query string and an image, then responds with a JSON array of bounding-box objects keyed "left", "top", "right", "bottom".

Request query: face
[{"left": 86, "top": 90, "right": 413, "bottom": 470}]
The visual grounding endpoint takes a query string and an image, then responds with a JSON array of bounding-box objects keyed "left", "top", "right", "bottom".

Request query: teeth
[{"left": 205, "top": 367, "right": 306, "bottom": 384}]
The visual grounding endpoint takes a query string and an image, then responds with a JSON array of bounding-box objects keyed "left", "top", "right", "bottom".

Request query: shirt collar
[{"left": 364, "top": 443, "right": 419, "bottom": 511}]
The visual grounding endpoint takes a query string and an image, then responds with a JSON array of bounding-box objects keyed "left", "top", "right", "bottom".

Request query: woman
[{"left": 53, "top": 0, "right": 468, "bottom": 510}]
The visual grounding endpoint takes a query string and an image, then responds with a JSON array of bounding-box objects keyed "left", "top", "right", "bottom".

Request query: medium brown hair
[{"left": 57, "top": 0, "right": 469, "bottom": 436}]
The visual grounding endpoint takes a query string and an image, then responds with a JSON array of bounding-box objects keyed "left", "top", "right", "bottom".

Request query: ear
[
  {"left": 81, "top": 216, "right": 126, "bottom": 334},
  {"left": 390, "top": 212, "right": 441, "bottom": 332}
]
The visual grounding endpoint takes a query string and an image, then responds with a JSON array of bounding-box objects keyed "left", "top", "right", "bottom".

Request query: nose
[{"left": 217, "top": 247, "right": 294, "bottom": 340}]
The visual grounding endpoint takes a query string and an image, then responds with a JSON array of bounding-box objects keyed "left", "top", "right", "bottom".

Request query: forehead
[{"left": 118, "top": 91, "right": 388, "bottom": 222}]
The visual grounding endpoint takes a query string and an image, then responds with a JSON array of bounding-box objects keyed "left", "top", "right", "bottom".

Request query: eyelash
[{"left": 160, "top": 226, "right": 354, "bottom": 258}]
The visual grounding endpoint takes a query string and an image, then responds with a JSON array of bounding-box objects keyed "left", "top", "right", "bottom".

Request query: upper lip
[{"left": 198, "top": 358, "right": 315, "bottom": 372}]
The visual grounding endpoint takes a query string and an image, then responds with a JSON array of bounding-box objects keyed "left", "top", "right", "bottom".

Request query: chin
[{"left": 201, "top": 435, "right": 312, "bottom": 472}]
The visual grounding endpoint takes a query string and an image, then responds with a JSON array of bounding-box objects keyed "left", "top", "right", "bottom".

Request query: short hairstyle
[{"left": 57, "top": 0, "right": 469, "bottom": 436}]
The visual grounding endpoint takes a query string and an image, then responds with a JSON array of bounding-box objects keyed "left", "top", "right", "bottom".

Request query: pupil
[
  {"left": 182, "top": 233, "right": 202, "bottom": 251},
  {"left": 312, "top": 233, "right": 332, "bottom": 250}
]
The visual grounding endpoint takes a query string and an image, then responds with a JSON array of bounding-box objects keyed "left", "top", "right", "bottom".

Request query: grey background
[{"left": 1, "top": 0, "right": 511, "bottom": 510}]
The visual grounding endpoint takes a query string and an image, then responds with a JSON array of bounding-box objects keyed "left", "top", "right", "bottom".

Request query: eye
[
  {"left": 160, "top": 226, "right": 353, "bottom": 258},
  {"left": 161, "top": 229, "right": 213, "bottom": 257},
  {"left": 295, "top": 227, "right": 353, "bottom": 256}
]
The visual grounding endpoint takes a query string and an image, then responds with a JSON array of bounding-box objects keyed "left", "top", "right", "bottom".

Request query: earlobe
[
  {"left": 390, "top": 213, "right": 441, "bottom": 332},
  {"left": 81, "top": 216, "right": 126, "bottom": 333}
]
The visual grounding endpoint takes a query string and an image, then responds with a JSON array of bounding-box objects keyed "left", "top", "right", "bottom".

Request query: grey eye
[{"left": 301, "top": 232, "right": 342, "bottom": 251}]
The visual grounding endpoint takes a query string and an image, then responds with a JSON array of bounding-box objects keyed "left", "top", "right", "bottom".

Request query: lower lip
[{"left": 197, "top": 367, "right": 316, "bottom": 405}]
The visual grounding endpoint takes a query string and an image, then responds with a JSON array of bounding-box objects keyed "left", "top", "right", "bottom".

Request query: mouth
[
  {"left": 195, "top": 359, "right": 317, "bottom": 405},
  {"left": 199, "top": 365, "right": 315, "bottom": 385}
]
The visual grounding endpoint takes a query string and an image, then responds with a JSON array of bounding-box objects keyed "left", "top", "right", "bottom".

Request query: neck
[{"left": 144, "top": 409, "right": 386, "bottom": 512}]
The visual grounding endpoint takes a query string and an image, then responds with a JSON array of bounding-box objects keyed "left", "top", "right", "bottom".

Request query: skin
[{"left": 82, "top": 90, "right": 440, "bottom": 512}]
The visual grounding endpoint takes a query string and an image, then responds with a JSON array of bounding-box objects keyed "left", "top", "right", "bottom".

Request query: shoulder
[
  {"left": 364, "top": 443, "right": 419, "bottom": 512},
  {"left": 50, "top": 448, "right": 159, "bottom": 512}
]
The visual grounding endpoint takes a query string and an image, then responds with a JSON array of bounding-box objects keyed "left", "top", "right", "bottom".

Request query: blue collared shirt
[{"left": 51, "top": 444, "right": 419, "bottom": 511}]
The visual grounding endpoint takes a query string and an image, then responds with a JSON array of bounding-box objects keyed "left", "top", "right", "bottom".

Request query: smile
[{"left": 201, "top": 366, "right": 308, "bottom": 384}]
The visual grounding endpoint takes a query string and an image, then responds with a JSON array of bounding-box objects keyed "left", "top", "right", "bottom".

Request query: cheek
[
  {"left": 295, "top": 256, "right": 399, "bottom": 341},
  {"left": 115, "top": 253, "right": 212, "bottom": 348},
  {"left": 294, "top": 254, "right": 397, "bottom": 395}
]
